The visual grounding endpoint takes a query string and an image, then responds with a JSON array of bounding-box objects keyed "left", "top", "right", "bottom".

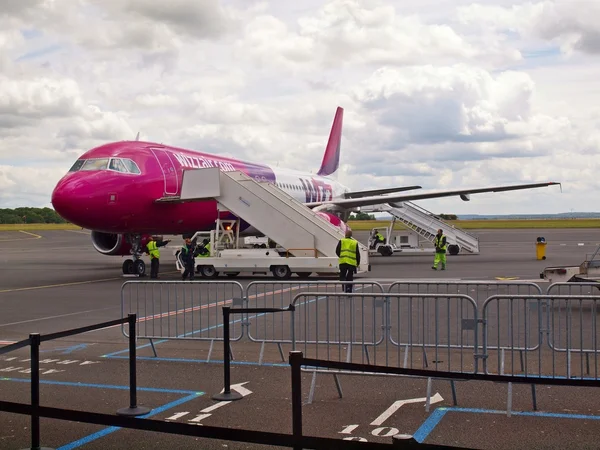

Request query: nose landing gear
[{"left": 122, "top": 234, "right": 146, "bottom": 276}]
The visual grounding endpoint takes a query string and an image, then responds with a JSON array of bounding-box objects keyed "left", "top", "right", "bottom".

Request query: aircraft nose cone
[{"left": 51, "top": 175, "right": 93, "bottom": 226}]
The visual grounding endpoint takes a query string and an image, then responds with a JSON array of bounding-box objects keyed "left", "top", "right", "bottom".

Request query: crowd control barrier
[
  {"left": 0, "top": 314, "right": 144, "bottom": 450},
  {"left": 121, "top": 280, "right": 245, "bottom": 358},
  {"left": 120, "top": 280, "right": 600, "bottom": 383}
]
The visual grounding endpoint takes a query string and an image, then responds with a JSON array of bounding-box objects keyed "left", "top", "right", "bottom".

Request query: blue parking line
[
  {"left": 413, "top": 407, "right": 600, "bottom": 443},
  {"left": 413, "top": 408, "right": 448, "bottom": 442},
  {"left": 0, "top": 377, "right": 202, "bottom": 395},
  {"left": 57, "top": 392, "right": 201, "bottom": 450}
]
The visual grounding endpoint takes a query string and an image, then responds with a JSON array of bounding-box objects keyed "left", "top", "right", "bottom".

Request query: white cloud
[
  {"left": 0, "top": 0, "right": 598, "bottom": 216},
  {"left": 458, "top": 0, "right": 600, "bottom": 55}
]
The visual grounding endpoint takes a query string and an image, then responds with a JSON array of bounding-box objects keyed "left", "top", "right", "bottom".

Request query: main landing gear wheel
[
  {"left": 122, "top": 259, "right": 134, "bottom": 275},
  {"left": 134, "top": 260, "right": 146, "bottom": 276},
  {"left": 272, "top": 266, "right": 292, "bottom": 279}
]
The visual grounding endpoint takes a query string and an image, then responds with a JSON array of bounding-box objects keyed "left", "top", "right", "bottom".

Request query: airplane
[{"left": 51, "top": 106, "right": 561, "bottom": 276}]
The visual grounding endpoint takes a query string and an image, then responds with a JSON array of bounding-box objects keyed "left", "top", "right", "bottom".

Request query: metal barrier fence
[
  {"left": 387, "top": 280, "right": 543, "bottom": 305},
  {"left": 121, "top": 281, "right": 245, "bottom": 358},
  {"left": 120, "top": 281, "right": 600, "bottom": 378},
  {"left": 291, "top": 292, "right": 478, "bottom": 374},
  {"left": 482, "top": 295, "right": 600, "bottom": 380},
  {"left": 245, "top": 281, "right": 385, "bottom": 345}
]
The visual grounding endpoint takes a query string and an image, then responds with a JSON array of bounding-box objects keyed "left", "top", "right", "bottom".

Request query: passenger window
[
  {"left": 69, "top": 160, "right": 85, "bottom": 172},
  {"left": 109, "top": 158, "right": 128, "bottom": 173},
  {"left": 81, "top": 158, "right": 109, "bottom": 171},
  {"left": 123, "top": 159, "right": 141, "bottom": 174}
]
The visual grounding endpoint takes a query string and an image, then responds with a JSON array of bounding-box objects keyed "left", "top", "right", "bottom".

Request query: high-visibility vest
[
  {"left": 147, "top": 241, "right": 159, "bottom": 259},
  {"left": 339, "top": 238, "right": 358, "bottom": 266},
  {"left": 198, "top": 243, "right": 211, "bottom": 257},
  {"left": 434, "top": 234, "right": 447, "bottom": 252}
]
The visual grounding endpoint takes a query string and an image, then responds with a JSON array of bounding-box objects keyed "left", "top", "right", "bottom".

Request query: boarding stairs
[
  {"left": 367, "top": 202, "right": 480, "bottom": 255},
  {"left": 158, "top": 167, "right": 369, "bottom": 272}
]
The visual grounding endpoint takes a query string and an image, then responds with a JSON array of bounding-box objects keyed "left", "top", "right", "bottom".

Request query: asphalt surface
[{"left": 1, "top": 228, "right": 600, "bottom": 449}]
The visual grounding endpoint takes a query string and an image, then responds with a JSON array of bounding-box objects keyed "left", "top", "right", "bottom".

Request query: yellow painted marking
[
  {"left": 0, "top": 230, "right": 43, "bottom": 242},
  {"left": 19, "top": 230, "right": 42, "bottom": 238},
  {"left": 495, "top": 277, "right": 520, "bottom": 280}
]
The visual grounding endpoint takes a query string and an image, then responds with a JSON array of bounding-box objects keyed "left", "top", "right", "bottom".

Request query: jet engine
[
  {"left": 91, "top": 231, "right": 131, "bottom": 255},
  {"left": 91, "top": 231, "right": 152, "bottom": 256}
]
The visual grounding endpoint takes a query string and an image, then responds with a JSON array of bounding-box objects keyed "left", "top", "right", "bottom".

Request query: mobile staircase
[
  {"left": 158, "top": 167, "right": 370, "bottom": 278},
  {"left": 365, "top": 201, "right": 480, "bottom": 255}
]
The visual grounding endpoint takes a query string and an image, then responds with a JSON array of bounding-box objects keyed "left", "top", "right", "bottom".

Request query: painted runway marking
[
  {"left": 1, "top": 376, "right": 205, "bottom": 450},
  {"left": 0, "top": 277, "right": 122, "bottom": 294},
  {"left": 0, "top": 230, "right": 42, "bottom": 242},
  {"left": 0, "top": 356, "right": 101, "bottom": 374},
  {"left": 0, "top": 307, "right": 117, "bottom": 327},
  {"left": 166, "top": 382, "right": 253, "bottom": 424},
  {"left": 413, "top": 407, "right": 600, "bottom": 443},
  {"left": 0, "top": 340, "right": 15, "bottom": 345},
  {"left": 371, "top": 393, "right": 444, "bottom": 426}
]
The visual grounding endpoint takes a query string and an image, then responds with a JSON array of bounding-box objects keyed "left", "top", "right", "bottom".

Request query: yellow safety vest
[
  {"left": 198, "top": 243, "right": 210, "bottom": 257},
  {"left": 434, "top": 235, "right": 447, "bottom": 252},
  {"left": 147, "top": 241, "right": 159, "bottom": 259},
  {"left": 339, "top": 238, "right": 358, "bottom": 266}
]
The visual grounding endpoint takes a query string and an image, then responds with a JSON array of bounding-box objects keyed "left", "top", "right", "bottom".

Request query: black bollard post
[
  {"left": 117, "top": 314, "right": 151, "bottom": 416},
  {"left": 289, "top": 351, "right": 303, "bottom": 450},
  {"left": 21, "top": 333, "right": 55, "bottom": 450},
  {"left": 212, "top": 307, "right": 242, "bottom": 401}
]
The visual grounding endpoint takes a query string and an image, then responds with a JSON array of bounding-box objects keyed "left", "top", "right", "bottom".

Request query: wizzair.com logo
[
  {"left": 172, "top": 153, "right": 236, "bottom": 172},
  {"left": 300, "top": 178, "right": 333, "bottom": 202}
]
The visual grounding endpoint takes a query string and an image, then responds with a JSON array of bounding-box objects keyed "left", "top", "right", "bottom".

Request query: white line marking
[
  {"left": 165, "top": 412, "right": 189, "bottom": 421},
  {"left": 370, "top": 393, "right": 443, "bottom": 426}
]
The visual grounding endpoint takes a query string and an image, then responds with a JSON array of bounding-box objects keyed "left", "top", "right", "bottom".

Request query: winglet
[{"left": 317, "top": 107, "right": 343, "bottom": 176}]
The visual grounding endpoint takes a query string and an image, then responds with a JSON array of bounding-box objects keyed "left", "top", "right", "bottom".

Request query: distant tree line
[
  {"left": 348, "top": 212, "right": 376, "bottom": 220},
  {"left": 438, "top": 214, "right": 458, "bottom": 220},
  {"left": 0, "top": 207, "right": 67, "bottom": 224}
]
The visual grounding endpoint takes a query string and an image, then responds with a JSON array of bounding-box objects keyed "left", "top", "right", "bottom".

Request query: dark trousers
[
  {"left": 182, "top": 260, "right": 195, "bottom": 279},
  {"left": 339, "top": 263, "right": 356, "bottom": 292},
  {"left": 150, "top": 258, "right": 159, "bottom": 278}
]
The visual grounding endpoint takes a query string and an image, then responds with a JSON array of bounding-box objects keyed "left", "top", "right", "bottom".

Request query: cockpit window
[
  {"left": 109, "top": 158, "right": 128, "bottom": 173},
  {"left": 80, "top": 158, "right": 109, "bottom": 171},
  {"left": 122, "top": 158, "right": 141, "bottom": 174},
  {"left": 68, "top": 157, "right": 141, "bottom": 174},
  {"left": 69, "top": 160, "right": 85, "bottom": 172}
]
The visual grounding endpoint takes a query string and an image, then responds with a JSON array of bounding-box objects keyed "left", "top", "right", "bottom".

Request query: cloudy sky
[{"left": 1, "top": 0, "right": 598, "bottom": 215}]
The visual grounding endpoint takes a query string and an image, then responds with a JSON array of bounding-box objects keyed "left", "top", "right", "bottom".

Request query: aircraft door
[{"left": 151, "top": 148, "right": 179, "bottom": 195}]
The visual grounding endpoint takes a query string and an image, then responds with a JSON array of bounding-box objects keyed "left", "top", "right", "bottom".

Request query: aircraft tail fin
[{"left": 317, "top": 106, "right": 343, "bottom": 177}]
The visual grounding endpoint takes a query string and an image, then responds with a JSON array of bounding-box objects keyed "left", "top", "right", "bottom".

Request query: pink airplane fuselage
[{"left": 51, "top": 141, "right": 349, "bottom": 235}]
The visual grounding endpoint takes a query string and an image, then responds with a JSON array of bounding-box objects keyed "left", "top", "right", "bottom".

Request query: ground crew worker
[
  {"left": 146, "top": 235, "right": 170, "bottom": 279},
  {"left": 181, "top": 238, "right": 195, "bottom": 280},
  {"left": 196, "top": 238, "right": 211, "bottom": 257},
  {"left": 374, "top": 230, "right": 385, "bottom": 245},
  {"left": 432, "top": 229, "right": 447, "bottom": 270},
  {"left": 336, "top": 229, "right": 361, "bottom": 293}
]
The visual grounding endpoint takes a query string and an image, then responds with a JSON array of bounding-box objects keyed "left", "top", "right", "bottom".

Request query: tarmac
[{"left": 1, "top": 228, "right": 600, "bottom": 449}]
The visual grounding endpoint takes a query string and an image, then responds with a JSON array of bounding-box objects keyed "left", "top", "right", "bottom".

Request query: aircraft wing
[
  {"left": 306, "top": 182, "right": 561, "bottom": 209},
  {"left": 343, "top": 185, "right": 422, "bottom": 198}
]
